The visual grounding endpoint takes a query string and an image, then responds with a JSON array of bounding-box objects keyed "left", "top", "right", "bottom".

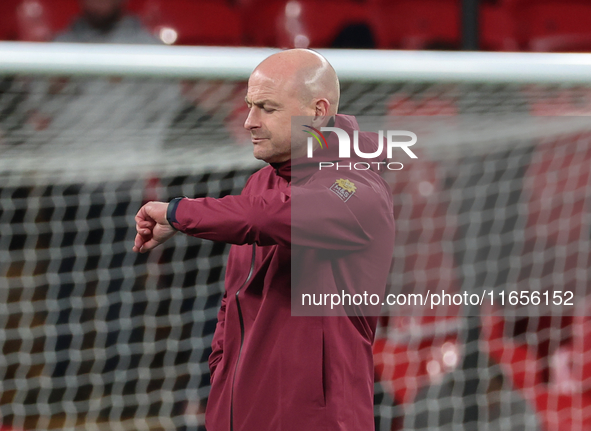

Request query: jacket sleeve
[
  {"left": 170, "top": 176, "right": 392, "bottom": 251},
  {"left": 171, "top": 188, "right": 291, "bottom": 247},
  {"left": 209, "top": 290, "right": 227, "bottom": 383}
]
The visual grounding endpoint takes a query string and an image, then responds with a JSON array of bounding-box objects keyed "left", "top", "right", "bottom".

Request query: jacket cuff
[{"left": 166, "top": 197, "right": 185, "bottom": 231}]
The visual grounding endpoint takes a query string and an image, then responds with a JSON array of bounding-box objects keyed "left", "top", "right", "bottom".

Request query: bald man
[{"left": 133, "top": 49, "right": 395, "bottom": 430}]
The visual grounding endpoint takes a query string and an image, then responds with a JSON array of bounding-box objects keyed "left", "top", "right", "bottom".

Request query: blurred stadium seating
[
  {"left": 15, "top": 0, "right": 79, "bottom": 42},
  {"left": 0, "top": 0, "right": 19, "bottom": 41},
  {"left": 479, "top": 2, "right": 519, "bottom": 51},
  {"left": 512, "top": 1, "right": 591, "bottom": 52},
  {"left": 275, "top": 0, "right": 372, "bottom": 48},
  {"left": 1, "top": 0, "right": 590, "bottom": 51},
  {"left": 372, "top": 0, "right": 460, "bottom": 50},
  {"left": 137, "top": 0, "right": 243, "bottom": 46}
]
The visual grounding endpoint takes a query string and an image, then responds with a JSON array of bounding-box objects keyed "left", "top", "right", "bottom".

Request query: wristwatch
[{"left": 166, "top": 197, "right": 186, "bottom": 231}]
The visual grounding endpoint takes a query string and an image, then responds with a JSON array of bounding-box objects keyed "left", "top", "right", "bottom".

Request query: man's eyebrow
[{"left": 245, "top": 97, "right": 281, "bottom": 107}]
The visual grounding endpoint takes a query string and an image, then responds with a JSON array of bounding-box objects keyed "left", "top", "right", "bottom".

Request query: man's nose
[{"left": 244, "top": 107, "right": 260, "bottom": 130}]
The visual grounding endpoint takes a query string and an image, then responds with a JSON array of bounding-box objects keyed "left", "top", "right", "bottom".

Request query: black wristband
[{"left": 166, "top": 197, "right": 185, "bottom": 231}]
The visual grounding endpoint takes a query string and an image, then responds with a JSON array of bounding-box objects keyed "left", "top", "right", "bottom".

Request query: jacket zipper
[{"left": 230, "top": 244, "right": 256, "bottom": 431}]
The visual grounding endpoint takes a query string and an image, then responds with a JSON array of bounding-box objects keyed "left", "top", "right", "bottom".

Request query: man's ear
[{"left": 312, "top": 99, "right": 330, "bottom": 125}]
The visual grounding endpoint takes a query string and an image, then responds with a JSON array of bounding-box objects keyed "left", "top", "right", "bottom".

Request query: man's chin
[
  {"left": 253, "top": 153, "right": 275, "bottom": 165},
  {"left": 253, "top": 151, "right": 288, "bottom": 165},
  {"left": 252, "top": 148, "right": 267, "bottom": 161}
]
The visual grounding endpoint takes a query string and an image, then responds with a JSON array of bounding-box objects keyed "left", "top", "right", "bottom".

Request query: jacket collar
[
  {"left": 271, "top": 159, "right": 292, "bottom": 181},
  {"left": 268, "top": 117, "right": 335, "bottom": 182},
  {"left": 270, "top": 114, "right": 376, "bottom": 183}
]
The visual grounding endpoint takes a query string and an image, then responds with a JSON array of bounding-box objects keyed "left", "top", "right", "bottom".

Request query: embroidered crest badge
[{"left": 330, "top": 178, "right": 357, "bottom": 202}]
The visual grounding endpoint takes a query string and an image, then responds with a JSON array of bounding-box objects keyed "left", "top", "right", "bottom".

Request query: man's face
[
  {"left": 81, "top": 0, "right": 123, "bottom": 28},
  {"left": 244, "top": 70, "right": 312, "bottom": 164}
]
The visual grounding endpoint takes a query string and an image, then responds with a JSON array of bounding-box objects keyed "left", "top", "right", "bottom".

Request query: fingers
[
  {"left": 133, "top": 225, "right": 150, "bottom": 251},
  {"left": 132, "top": 201, "right": 171, "bottom": 253},
  {"left": 132, "top": 233, "right": 144, "bottom": 253},
  {"left": 137, "top": 238, "right": 161, "bottom": 253},
  {"left": 135, "top": 205, "right": 153, "bottom": 225},
  {"left": 140, "top": 220, "right": 155, "bottom": 228},
  {"left": 136, "top": 222, "right": 155, "bottom": 238},
  {"left": 134, "top": 205, "right": 153, "bottom": 253},
  {"left": 132, "top": 232, "right": 161, "bottom": 253}
]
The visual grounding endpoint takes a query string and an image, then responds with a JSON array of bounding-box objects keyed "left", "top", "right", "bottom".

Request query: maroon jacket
[{"left": 169, "top": 114, "right": 395, "bottom": 431}]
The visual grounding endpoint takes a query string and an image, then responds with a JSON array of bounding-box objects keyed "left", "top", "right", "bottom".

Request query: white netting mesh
[{"left": 1, "top": 63, "right": 591, "bottom": 431}]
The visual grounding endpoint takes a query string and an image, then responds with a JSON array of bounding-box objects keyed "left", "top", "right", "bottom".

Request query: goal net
[{"left": 1, "top": 45, "right": 590, "bottom": 431}]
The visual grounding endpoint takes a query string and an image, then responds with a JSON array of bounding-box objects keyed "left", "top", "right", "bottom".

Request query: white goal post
[{"left": 1, "top": 42, "right": 591, "bottom": 83}]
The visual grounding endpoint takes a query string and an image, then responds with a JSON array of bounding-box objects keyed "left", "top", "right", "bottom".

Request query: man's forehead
[
  {"left": 247, "top": 76, "right": 280, "bottom": 98},
  {"left": 246, "top": 84, "right": 278, "bottom": 102},
  {"left": 247, "top": 69, "right": 299, "bottom": 100},
  {"left": 248, "top": 69, "right": 281, "bottom": 88}
]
